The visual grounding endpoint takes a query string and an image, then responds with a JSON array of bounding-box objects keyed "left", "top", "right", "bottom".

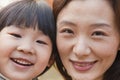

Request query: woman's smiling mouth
[{"left": 70, "top": 60, "right": 98, "bottom": 71}]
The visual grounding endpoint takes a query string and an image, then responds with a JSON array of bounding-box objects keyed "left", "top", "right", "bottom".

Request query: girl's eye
[
  {"left": 36, "top": 40, "right": 47, "bottom": 45},
  {"left": 10, "top": 33, "right": 21, "bottom": 38},
  {"left": 92, "top": 31, "right": 106, "bottom": 36}
]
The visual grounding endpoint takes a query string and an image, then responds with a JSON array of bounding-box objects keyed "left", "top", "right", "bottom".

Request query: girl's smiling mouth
[{"left": 10, "top": 58, "right": 34, "bottom": 66}]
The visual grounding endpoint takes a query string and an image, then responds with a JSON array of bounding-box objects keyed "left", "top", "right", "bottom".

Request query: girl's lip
[
  {"left": 10, "top": 57, "right": 34, "bottom": 66},
  {"left": 70, "top": 60, "right": 98, "bottom": 71}
]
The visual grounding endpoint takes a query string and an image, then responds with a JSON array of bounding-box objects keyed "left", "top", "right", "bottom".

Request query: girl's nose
[
  {"left": 73, "top": 38, "right": 91, "bottom": 57},
  {"left": 17, "top": 41, "right": 35, "bottom": 54}
]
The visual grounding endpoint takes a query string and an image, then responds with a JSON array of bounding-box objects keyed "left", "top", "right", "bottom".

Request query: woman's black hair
[
  {"left": 53, "top": 0, "right": 120, "bottom": 80},
  {"left": 0, "top": 0, "right": 56, "bottom": 79},
  {"left": 104, "top": 0, "right": 120, "bottom": 79}
]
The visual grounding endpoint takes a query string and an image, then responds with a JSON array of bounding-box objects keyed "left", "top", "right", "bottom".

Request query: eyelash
[
  {"left": 61, "top": 28, "right": 74, "bottom": 34},
  {"left": 9, "top": 33, "right": 48, "bottom": 45},
  {"left": 36, "top": 40, "right": 47, "bottom": 45},
  {"left": 92, "top": 31, "right": 106, "bottom": 36},
  {"left": 10, "top": 33, "right": 21, "bottom": 38}
]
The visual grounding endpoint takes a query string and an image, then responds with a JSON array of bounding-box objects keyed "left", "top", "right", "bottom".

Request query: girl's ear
[
  {"left": 119, "top": 47, "right": 120, "bottom": 50},
  {"left": 47, "top": 55, "right": 54, "bottom": 67},
  {"left": 118, "top": 43, "right": 120, "bottom": 50}
]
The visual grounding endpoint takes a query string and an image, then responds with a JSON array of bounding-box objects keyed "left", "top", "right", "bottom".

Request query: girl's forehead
[{"left": 0, "top": 0, "right": 18, "bottom": 9}]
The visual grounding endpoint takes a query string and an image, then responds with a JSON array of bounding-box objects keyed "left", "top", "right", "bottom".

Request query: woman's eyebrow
[
  {"left": 90, "top": 23, "right": 112, "bottom": 28},
  {"left": 57, "top": 20, "right": 76, "bottom": 27}
]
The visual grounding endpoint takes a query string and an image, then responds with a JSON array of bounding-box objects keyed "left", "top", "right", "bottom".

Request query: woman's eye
[
  {"left": 92, "top": 31, "right": 105, "bottom": 36},
  {"left": 61, "top": 28, "right": 74, "bottom": 34},
  {"left": 36, "top": 40, "right": 47, "bottom": 45},
  {"left": 10, "top": 33, "right": 21, "bottom": 38}
]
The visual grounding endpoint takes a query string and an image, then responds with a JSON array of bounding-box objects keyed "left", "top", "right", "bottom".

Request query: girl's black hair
[
  {"left": 0, "top": 0, "right": 56, "bottom": 39},
  {"left": 0, "top": 0, "right": 56, "bottom": 79}
]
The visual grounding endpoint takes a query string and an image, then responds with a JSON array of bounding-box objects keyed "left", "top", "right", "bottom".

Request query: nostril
[
  {"left": 86, "top": 48, "right": 91, "bottom": 54},
  {"left": 73, "top": 43, "right": 91, "bottom": 56},
  {"left": 17, "top": 45, "right": 35, "bottom": 54}
]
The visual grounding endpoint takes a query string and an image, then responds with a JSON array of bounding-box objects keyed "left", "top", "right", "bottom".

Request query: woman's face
[{"left": 57, "top": 0, "right": 120, "bottom": 80}]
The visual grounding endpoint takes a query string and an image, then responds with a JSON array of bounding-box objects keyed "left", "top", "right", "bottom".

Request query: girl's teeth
[
  {"left": 14, "top": 59, "right": 32, "bottom": 65},
  {"left": 11, "top": 58, "right": 33, "bottom": 66}
]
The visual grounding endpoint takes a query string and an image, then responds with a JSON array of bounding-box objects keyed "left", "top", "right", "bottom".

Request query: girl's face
[
  {"left": 0, "top": 25, "right": 52, "bottom": 80},
  {"left": 57, "top": 0, "right": 120, "bottom": 80}
]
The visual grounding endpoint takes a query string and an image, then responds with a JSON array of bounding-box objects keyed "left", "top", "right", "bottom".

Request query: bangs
[{"left": 0, "top": 0, "right": 55, "bottom": 35}]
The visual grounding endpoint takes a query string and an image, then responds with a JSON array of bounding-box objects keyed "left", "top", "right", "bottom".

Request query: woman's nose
[
  {"left": 73, "top": 38, "right": 91, "bottom": 57},
  {"left": 17, "top": 41, "right": 35, "bottom": 54}
]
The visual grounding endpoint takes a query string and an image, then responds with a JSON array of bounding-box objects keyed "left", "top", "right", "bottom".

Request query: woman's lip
[{"left": 70, "top": 60, "right": 98, "bottom": 71}]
